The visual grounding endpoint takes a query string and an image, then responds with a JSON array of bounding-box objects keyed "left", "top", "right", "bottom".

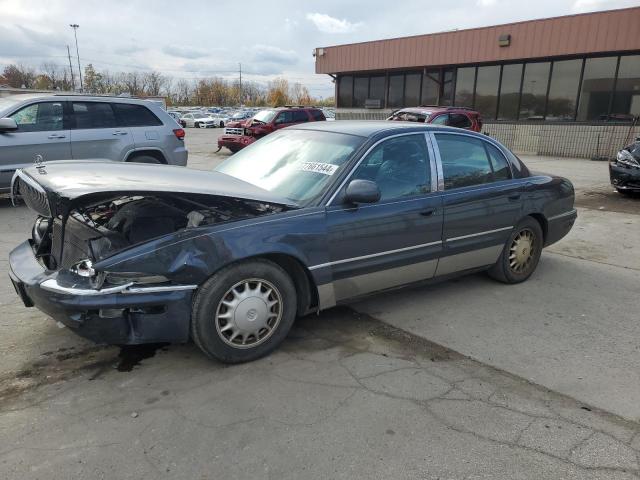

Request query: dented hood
[{"left": 14, "top": 160, "right": 297, "bottom": 215}]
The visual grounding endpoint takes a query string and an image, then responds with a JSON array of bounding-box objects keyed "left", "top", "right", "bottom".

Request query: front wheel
[
  {"left": 195, "top": 122, "right": 201, "bottom": 128},
  {"left": 488, "top": 217, "right": 543, "bottom": 284},
  {"left": 191, "top": 260, "right": 297, "bottom": 363}
]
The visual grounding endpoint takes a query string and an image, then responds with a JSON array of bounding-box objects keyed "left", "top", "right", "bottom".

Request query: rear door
[
  {"left": 0, "top": 100, "right": 70, "bottom": 187},
  {"left": 112, "top": 103, "right": 165, "bottom": 157},
  {"left": 69, "top": 101, "right": 133, "bottom": 161},
  {"left": 431, "top": 132, "right": 523, "bottom": 276},
  {"left": 325, "top": 133, "right": 443, "bottom": 301}
]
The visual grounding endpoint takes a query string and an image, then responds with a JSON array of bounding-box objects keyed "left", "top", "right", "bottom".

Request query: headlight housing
[
  {"left": 617, "top": 149, "right": 640, "bottom": 168},
  {"left": 69, "top": 259, "right": 168, "bottom": 290}
]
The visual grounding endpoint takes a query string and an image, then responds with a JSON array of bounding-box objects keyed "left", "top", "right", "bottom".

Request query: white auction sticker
[{"left": 300, "top": 162, "right": 339, "bottom": 176}]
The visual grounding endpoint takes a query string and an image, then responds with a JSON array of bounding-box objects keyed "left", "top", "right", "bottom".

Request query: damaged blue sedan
[{"left": 9, "top": 122, "right": 577, "bottom": 363}]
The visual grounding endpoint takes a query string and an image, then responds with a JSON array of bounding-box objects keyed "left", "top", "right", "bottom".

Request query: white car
[{"left": 180, "top": 112, "right": 217, "bottom": 128}]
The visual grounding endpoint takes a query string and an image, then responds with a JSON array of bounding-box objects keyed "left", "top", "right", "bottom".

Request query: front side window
[
  {"left": 275, "top": 111, "right": 293, "bottom": 124},
  {"left": 10, "top": 102, "right": 64, "bottom": 132},
  {"left": 436, "top": 134, "right": 499, "bottom": 189},
  {"left": 112, "top": 103, "right": 162, "bottom": 127},
  {"left": 72, "top": 102, "right": 116, "bottom": 129},
  {"left": 216, "top": 129, "right": 363, "bottom": 206},
  {"left": 431, "top": 114, "right": 448, "bottom": 125},
  {"left": 351, "top": 134, "right": 431, "bottom": 201}
]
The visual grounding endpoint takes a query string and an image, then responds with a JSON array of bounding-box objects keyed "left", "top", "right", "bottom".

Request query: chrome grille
[
  {"left": 15, "top": 173, "right": 51, "bottom": 217},
  {"left": 224, "top": 127, "right": 244, "bottom": 136}
]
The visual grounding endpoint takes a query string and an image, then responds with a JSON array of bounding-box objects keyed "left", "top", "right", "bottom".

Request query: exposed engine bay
[{"left": 32, "top": 194, "right": 285, "bottom": 270}]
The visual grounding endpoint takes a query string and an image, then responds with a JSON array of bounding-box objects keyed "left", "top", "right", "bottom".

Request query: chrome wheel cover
[
  {"left": 215, "top": 278, "right": 282, "bottom": 349},
  {"left": 509, "top": 229, "right": 536, "bottom": 273}
]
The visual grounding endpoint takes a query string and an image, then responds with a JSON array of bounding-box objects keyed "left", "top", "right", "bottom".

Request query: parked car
[
  {"left": 0, "top": 94, "right": 187, "bottom": 192},
  {"left": 9, "top": 121, "right": 576, "bottom": 363},
  {"left": 207, "top": 112, "right": 230, "bottom": 128},
  {"left": 218, "top": 106, "right": 326, "bottom": 152},
  {"left": 610, "top": 136, "right": 640, "bottom": 194},
  {"left": 180, "top": 112, "right": 216, "bottom": 128},
  {"left": 388, "top": 106, "right": 482, "bottom": 132},
  {"left": 166, "top": 110, "right": 182, "bottom": 123}
]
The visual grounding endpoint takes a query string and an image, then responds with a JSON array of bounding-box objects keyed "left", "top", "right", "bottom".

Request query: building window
[
  {"left": 388, "top": 74, "right": 404, "bottom": 108},
  {"left": 353, "top": 77, "right": 369, "bottom": 108},
  {"left": 498, "top": 64, "right": 523, "bottom": 121},
  {"left": 546, "top": 59, "right": 582, "bottom": 121},
  {"left": 422, "top": 70, "right": 439, "bottom": 105},
  {"left": 454, "top": 67, "right": 475, "bottom": 107},
  {"left": 405, "top": 72, "right": 421, "bottom": 106},
  {"left": 612, "top": 55, "right": 640, "bottom": 119},
  {"left": 338, "top": 75, "right": 353, "bottom": 108},
  {"left": 577, "top": 56, "right": 618, "bottom": 121},
  {"left": 519, "top": 62, "right": 550, "bottom": 120},
  {"left": 475, "top": 65, "right": 500, "bottom": 119},
  {"left": 369, "top": 75, "right": 386, "bottom": 105},
  {"left": 441, "top": 69, "right": 455, "bottom": 106}
]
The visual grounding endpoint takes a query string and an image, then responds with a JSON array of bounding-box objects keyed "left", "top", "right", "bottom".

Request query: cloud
[
  {"left": 571, "top": 0, "right": 637, "bottom": 12},
  {"left": 251, "top": 45, "right": 297, "bottom": 65},
  {"left": 477, "top": 0, "right": 497, "bottom": 5},
  {"left": 162, "top": 45, "right": 209, "bottom": 59},
  {"left": 306, "top": 13, "right": 362, "bottom": 33}
]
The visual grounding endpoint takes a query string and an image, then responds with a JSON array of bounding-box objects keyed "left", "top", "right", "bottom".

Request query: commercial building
[{"left": 315, "top": 7, "right": 640, "bottom": 158}]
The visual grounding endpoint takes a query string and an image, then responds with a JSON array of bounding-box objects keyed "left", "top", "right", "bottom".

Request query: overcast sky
[{"left": 0, "top": 0, "right": 637, "bottom": 98}]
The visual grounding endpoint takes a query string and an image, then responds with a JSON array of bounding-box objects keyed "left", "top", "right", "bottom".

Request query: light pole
[{"left": 70, "top": 24, "right": 83, "bottom": 92}]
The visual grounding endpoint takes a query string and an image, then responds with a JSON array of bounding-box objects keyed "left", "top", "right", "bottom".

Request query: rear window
[
  {"left": 310, "top": 109, "right": 325, "bottom": 121},
  {"left": 72, "top": 102, "right": 117, "bottom": 129},
  {"left": 292, "top": 110, "right": 309, "bottom": 122},
  {"left": 449, "top": 113, "right": 472, "bottom": 129},
  {"left": 112, "top": 103, "right": 162, "bottom": 127}
]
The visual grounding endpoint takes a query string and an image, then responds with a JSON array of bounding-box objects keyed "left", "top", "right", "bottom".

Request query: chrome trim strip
[
  {"left": 446, "top": 226, "right": 513, "bottom": 242},
  {"left": 309, "top": 240, "right": 442, "bottom": 271},
  {"left": 547, "top": 209, "right": 577, "bottom": 222},
  {"left": 327, "top": 131, "right": 435, "bottom": 206},
  {"left": 124, "top": 285, "right": 198, "bottom": 294},
  {"left": 428, "top": 132, "right": 445, "bottom": 192},
  {"left": 435, "top": 245, "right": 504, "bottom": 277},
  {"left": 40, "top": 279, "right": 197, "bottom": 296},
  {"left": 423, "top": 132, "right": 439, "bottom": 193}
]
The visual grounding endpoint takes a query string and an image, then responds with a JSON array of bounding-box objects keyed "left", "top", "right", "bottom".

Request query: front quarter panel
[{"left": 94, "top": 207, "right": 330, "bottom": 287}]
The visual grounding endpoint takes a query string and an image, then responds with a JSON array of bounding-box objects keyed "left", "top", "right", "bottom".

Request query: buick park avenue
[{"left": 9, "top": 122, "right": 576, "bottom": 363}]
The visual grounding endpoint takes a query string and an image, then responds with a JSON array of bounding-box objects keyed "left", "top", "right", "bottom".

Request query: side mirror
[
  {"left": 0, "top": 118, "right": 18, "bottom": 132},
  {"left": 344, "top": 179, "right": 381, "bottom": 205}
]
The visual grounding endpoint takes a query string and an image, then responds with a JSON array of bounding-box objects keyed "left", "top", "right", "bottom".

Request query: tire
[
  {"left": 488, "top": 217, "right": 543, "bottom": 284},
  {"left": 195, "top": 122, "right": 201, "bottom": 128},
  {"left": 128, "top": 154, "right": 161, "bottom": 164},
  {"left": 219, "top": 121, "right": 224, "bottom": 128},
  {"left": 191, "top": 259, "right": 297, "bottom": 363},
  {"left": 228, "top": 146, "right": 241, "bottom": 154}
]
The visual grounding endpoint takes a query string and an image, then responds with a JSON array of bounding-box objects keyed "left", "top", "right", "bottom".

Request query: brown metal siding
[{"left": 316, "top": 7, "right": 640, "bottom": 74}]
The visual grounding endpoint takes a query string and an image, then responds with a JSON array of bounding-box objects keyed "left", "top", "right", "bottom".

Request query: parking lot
[{"left": 1, "top": 127, "right": 640, "bottom": 479}]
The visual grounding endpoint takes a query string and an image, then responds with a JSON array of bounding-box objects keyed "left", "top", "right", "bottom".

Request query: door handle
[
  {"left": 420, "top": 208, "right": 436, "bottom": 216},
  {"left": 112, "top": 130, "right": 128, "bottom": 136},
  {"left": 47, "top": 134, "right": 66, "bottom": 139},
  {"left": 508, "top": 193, "right": 521, "bottom": 201}
]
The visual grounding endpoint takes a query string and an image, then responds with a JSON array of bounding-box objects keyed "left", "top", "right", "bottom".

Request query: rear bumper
[
  {"left": 545, "top": 209, "right": 577, "bottom": 247},
  {"left": 168, "top": 146, "right": 188, "bottom": 166},
  {"left": 9, "top": 240, "right": 195, "bottom": 345},
  {"left": 610, "top": 162, "right": 640, "bottom": 191},
  {"left": 217, "top": 135, "right": 256, "bottom": 150}
]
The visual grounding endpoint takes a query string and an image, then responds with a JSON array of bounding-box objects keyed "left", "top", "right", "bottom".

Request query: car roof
[
  {"left": 290, "top": 120, "right": 482, "bottom": 138},
  {"left": 1, "top": 93, "right": 160, "bottom": 106}
]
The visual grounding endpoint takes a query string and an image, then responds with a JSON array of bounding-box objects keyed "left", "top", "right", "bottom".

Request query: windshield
[
  {"left": 231, "top": 112, "right": 248, "bottom": 119},
  {"left": 216, "top": 129, "right": 363, "bottom": 206},
  {"left": 252, "top": 109, "right": 277, "bottom": 123}
]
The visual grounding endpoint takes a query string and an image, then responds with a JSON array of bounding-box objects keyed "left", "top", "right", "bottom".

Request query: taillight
[{"left": 173, "top": 128, "right": 185, "bottom": 140}]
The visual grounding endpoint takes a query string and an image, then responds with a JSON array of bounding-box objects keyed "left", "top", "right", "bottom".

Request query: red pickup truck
[{"left": 217, "top": 106, "right": 326, "bottom": 153}]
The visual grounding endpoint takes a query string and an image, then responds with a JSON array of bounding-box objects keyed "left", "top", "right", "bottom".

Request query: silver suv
[{"left": 0, "top": 94, "right": 188, "bottom": 192}]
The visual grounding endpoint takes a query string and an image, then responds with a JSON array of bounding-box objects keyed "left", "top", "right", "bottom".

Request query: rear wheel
[
  {"left": 488, "top": 217, "right": 543, "bottom": 284},
  {"left": 128, "top": 154, "right": 161, "bottom": 164},
  {"left": 191, "top": 260, "right": 297, "bottom": 363}
]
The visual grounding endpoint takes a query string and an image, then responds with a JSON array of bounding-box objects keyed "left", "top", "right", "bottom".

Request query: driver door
[{"left": 324, "top": 133, "right": 443, "bottom": 301}]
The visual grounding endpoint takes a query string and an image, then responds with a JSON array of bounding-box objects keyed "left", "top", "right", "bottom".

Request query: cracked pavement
[{"left": 1, "top": 130, "right": 639, "bottom": 479}]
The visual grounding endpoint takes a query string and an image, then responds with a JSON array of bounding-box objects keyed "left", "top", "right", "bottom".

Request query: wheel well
[
  {"left": 528, "top": 213, "right": 548, "bottom": 242},
  {"left": 127, "top": 150, "right": 167, "bottom": 164},
  {"left": 259, "top": 253, "right": 318, "bottom": 316}
]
